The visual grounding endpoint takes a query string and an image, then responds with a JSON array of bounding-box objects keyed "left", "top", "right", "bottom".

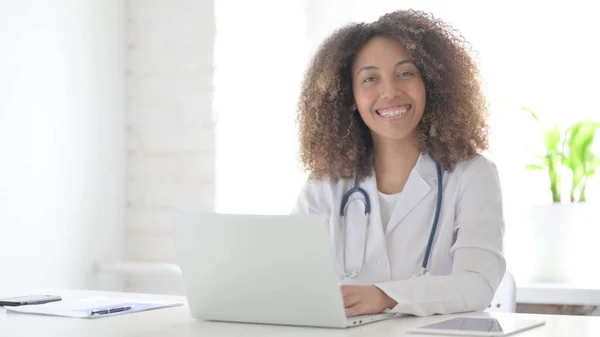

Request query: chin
[{"left": 373, "top": 127, "right": 419, "bottom": 142}]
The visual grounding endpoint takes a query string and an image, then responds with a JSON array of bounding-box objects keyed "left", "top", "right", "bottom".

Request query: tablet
[{"left": 406, "top": 316, "right": 546, "bottom": 337}]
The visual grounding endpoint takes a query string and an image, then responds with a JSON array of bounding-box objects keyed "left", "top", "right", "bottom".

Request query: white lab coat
[{"left": 292, "top": 153, "right": 506, "bottom": 316}]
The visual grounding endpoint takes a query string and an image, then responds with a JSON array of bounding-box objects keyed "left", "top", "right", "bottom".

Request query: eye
[
  {"left": 397, "top": 71, "right": 414, "bottom": 78},
  {"left": 362, "top": 76, "right": 377, "bottom": 83}
]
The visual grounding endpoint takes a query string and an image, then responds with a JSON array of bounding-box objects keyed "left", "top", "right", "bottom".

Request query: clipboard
[{"left": 3, "top": 296, "right": 183, "bottom": 318}]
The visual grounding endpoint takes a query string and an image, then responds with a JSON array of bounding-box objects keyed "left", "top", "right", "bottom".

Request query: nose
[{"left": 380, "top": 77, "right": 398, "bottom": 100}]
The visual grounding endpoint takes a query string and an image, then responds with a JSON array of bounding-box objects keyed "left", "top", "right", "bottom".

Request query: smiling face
[{"left": 351, "top": 36, "right": 426, "bottom": 143}]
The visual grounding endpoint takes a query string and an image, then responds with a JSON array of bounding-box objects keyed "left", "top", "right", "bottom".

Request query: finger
[
  {"left": 340, "top": 286, "right": 359, "bottom": 308},
  {"left": 340, "top": 285, "right": 351, "bottom": 301},
  {"left": 340, "top": 285, "right": 352, "bottom": 293},
  {"left": 345, "top": 304, "right": 363, "bottom": 317},
  {"left": 340, "top": 285, "right": 359, "bottom": 297},
  {"left": 343, "top": 294, "right": 359, "bottom": 308}
]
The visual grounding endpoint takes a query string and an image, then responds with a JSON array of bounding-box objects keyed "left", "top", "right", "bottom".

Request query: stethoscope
[{"left": 339, "top": 162, "right": 443, "bottom": 279}]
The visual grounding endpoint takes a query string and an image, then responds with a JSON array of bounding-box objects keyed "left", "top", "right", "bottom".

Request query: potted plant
[
  {"left": 524, "top": 107, "right": 600, "bottom": 203},
  {"left": 522, "top": 106, "right": 600, "bottom": 283}
]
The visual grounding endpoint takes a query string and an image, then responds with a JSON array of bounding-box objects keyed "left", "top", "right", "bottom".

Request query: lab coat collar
[
  {"left": 382, "top": 153, "right": 437, "bottom": 235},
  {"left": 415, "top": 152, "right": 440, "bottom": 179}
]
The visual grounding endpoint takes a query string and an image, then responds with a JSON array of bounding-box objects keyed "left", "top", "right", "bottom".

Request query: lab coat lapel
[{"left": 385, "top": 154, "right": 434, "bottom": 234}]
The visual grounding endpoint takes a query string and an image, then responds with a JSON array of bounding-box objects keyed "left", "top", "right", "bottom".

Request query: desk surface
[
  {"left": 518, "top": 282, "right": 600, "bottom": 306},
  {"left": 1, "top": 289, "right": 599, "bottom": 337}
]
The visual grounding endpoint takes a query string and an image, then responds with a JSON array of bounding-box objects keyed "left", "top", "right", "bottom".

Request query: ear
[{"left": 351, "top": 103, "right": 357, "bottom": 111}]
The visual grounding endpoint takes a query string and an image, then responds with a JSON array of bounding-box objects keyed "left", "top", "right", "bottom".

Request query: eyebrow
[{"left": 355, "top": 60, "right": 415, "bottom": 76}]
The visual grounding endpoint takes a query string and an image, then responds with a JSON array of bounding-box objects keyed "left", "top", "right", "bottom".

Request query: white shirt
[
  {"left": 378, "top": 191, "right": 400, "bottom": 231},
  {"left": 292, "top": 153, "right": 506, "bottom": 316}
]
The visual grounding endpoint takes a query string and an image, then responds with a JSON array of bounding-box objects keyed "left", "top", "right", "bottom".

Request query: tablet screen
[
  {"left": 413, "top": 316, "right": 545, "bottom": 336},
  {"left": 423, "top": 317, "right": 503, "bottom": 332}
]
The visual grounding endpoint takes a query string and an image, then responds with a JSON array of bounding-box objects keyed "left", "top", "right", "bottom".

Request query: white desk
[
  {"left": 2, "top": 289, "right": 600, "bottom": 337},
  {"left": 518, "top": 282, "right": 600, "bottom": 306}
]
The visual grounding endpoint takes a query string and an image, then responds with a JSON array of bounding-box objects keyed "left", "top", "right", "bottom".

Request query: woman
[{"left": 293, "top": 10, "right": 506, "bottom": 317}]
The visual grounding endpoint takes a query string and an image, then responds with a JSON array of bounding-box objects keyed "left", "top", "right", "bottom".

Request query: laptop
[{"left": 173, "top": 212, "right": 397, "bottom": 328}]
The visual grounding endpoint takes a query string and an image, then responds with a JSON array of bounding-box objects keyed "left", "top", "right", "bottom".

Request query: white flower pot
[{"left": 526, "top": 203, "right": 596, "bottom": 283}]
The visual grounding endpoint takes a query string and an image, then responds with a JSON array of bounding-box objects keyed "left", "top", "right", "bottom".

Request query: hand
[{"left": 341, "top": 285, "right": 397, "bottom": 317}]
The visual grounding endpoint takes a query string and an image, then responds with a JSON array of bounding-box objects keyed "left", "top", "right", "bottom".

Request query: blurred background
[{"left": 1, "top": 0, "right": 598, "bottom": 315}]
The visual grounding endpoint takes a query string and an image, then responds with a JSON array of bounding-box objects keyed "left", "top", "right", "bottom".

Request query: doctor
[{"left": 293, "top": 10, "right": 506, "bottom": 318}]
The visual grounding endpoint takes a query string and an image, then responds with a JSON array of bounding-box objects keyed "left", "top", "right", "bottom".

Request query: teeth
[{"left": 377, "top": 106, "right": 409, "bottom": 117}]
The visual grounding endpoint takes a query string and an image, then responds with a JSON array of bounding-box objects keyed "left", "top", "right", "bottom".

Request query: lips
[{"left": 375, "top": 104, "right": 411, "bottom": 118}]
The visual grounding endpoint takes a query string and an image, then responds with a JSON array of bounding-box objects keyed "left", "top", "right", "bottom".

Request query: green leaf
[
  {"left": 521, "top": 106, "right": 540, "bottom": 121},
  {"left": 544, "top": 125, "right": 561, "bottom": 153},
  {"left": 568, "top": 122, "right": 598, "bottom": 172},
  {"left": 589, "top": 156, "right": 600, "bottom": 175},
  {"left": 563, "top": 120, "right": 600, "bottom": 202}
]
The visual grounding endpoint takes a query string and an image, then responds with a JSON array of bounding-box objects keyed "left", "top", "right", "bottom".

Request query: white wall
[
  {"left": 214, "top": 0, "right": 310, "bottom": 215},
  {"left": 125, "top": 0, "right": 215, "bottom": 294},
  {"left": 0, "top": 1, "right": 126, "bottom": 290}
]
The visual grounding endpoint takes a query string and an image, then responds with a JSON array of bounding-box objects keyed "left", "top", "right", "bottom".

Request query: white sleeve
[
  {"left": 291, "top": 179, "right": 330, "bottom": 216},
  {"left": 375, "top": 156, "right": 507, "bottom": 316}
]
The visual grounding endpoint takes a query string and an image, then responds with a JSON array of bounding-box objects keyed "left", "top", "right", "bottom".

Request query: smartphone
[{"left": 0, "top": 295, "right": 62, "bottom": 306}]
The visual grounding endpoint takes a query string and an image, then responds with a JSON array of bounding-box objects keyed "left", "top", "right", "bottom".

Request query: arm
[
  {"left": 291, "top": 178, "right": 330, "bottom": 216},
  {"left": 375, "top": 156, "right": 507, "bottom": 316}
]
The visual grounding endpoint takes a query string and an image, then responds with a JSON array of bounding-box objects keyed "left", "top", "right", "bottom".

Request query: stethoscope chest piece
[{"left": 411, "top": 267, "right": 432, "bottom": 279}]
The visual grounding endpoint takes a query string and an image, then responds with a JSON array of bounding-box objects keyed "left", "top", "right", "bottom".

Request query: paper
[{"left": 3, "top": 296, "right": 183, "bottom": 318}]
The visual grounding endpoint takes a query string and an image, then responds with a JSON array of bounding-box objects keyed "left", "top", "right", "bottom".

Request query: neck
[{"left": 372, "top": 134, "right": 420, "bottom": 194}]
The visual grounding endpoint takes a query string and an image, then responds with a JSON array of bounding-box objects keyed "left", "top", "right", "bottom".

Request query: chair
[{"left": 486, "top": 271, "right": 517, "bottom": 312}]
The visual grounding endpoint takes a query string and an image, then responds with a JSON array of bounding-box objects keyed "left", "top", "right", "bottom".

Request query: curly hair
[{"left": 297, "top": 9, "right": 489, "bottom": 181}]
